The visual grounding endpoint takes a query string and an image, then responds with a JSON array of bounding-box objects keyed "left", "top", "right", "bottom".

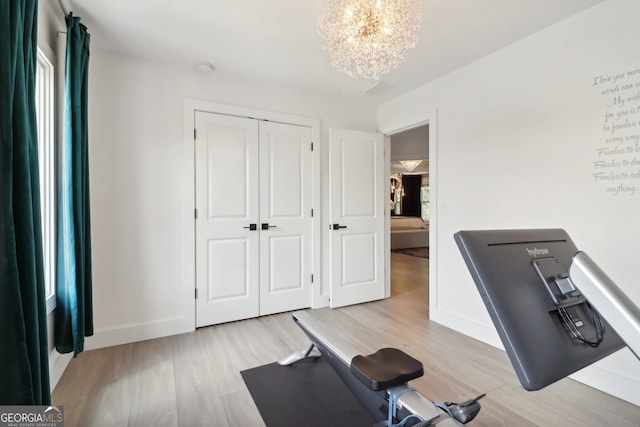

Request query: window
[{"left": 35, "top": 46, "right": 56, "bottom": 313}]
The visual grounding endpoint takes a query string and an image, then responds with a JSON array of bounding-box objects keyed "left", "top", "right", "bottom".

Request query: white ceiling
[{"left": 64, "top": 0, "right": 603, "bottom": 103}]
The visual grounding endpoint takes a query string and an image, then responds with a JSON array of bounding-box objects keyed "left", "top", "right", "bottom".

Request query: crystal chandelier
[
  {"left": 318, "top": 0, "right": 422, "bottom": 80},
  {"left": 399, "top": 159, "right": 422, "bottom": 172}
]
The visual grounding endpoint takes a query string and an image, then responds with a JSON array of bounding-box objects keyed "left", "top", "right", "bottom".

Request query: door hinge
[
  {"left": 195, "top": 208, "right": 198, "bottom": 219},
  {"left": 195, "top": 288, "right": 198, "bottom": 299},
  {"left": 194, "top": 128, "right": 197, "bottom": 139},
  {"left": 311, "top": 142, "right": 314, "bottom": 152},
  {"left": 311, "top": 208, "right": 314, "bottom": 217},
  {"left": 311, "top": 274, "right": 314, "bottom": 283}
]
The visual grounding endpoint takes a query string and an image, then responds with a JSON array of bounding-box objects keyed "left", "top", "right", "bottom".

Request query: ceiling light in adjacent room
[
  {"left": 399, "top": 159, "right": 422, "bottom": 172},
  {"left": 318, "top": 0, "right": 422, "bottom": 80}
]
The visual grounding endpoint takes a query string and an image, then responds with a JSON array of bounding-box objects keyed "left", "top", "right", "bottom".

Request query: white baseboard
[
  {"left": 84, "top": 316, "right": 194, "bottom": 350},
  {"left": 49, "top": 350, "right": 73, "bottom": 392},
  {"left": 430, "top": 306, "right": 502, "bottom": 349},
  {"left": 569, "top": 350, "right": 640, "bottom": 407},
  {"left": 430, "top": 307, "right": 640, "bottom": 407}
]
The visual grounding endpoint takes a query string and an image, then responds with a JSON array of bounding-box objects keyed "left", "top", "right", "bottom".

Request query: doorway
[{"left": 388, "top": 125, "right": 430, "bottom": 306}]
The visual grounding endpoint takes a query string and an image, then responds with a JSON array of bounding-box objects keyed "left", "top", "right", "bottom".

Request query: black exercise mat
[{"left": 241, "top": 357, "right": 375, "bottom": 427}]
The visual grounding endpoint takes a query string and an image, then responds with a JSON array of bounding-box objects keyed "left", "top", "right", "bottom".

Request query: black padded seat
[{"left": 350, "top": 348, "right": 424, "bottom": 391}]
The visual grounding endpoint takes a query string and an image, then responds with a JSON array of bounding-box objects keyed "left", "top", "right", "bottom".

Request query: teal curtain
[
  {"left": 0, "top": 0, "right": 51, "bottom": 405},
  {"left": 55, "top": 13, "right": 93, "bottom": 356}
]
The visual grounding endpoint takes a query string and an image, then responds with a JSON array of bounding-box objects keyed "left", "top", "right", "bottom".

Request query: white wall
[
  {"left": 379, "top": 0, "right": 640, "bottom": 406},
  {"left": 85, "top": 48, "right": 378, "bottom": 348}
]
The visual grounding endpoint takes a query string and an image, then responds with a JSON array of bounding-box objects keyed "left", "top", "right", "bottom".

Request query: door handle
[
  {"left": 261, "top": 223, "right": 277, "bottom": 230},
  {"left": 332, "top": 224, "right": 347, "bottom": 230},
  {"left": 243, "top": 224, "right": 257, "bottom": 231}
]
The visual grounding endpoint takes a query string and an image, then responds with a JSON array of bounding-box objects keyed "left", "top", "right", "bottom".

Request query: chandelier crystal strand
[{"left": 319, "top": 0, "right": 422, "bottom": 80}]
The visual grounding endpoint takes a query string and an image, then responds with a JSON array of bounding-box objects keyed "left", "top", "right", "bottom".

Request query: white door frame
[
  {"left": 182, "top": 99, "right": 321, "bottom": 330},
  {"left": 380, "top": 109, "right": 438, "bottom": 318}
]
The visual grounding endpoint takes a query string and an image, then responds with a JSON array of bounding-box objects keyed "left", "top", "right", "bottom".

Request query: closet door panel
[
  {"left": 195, "top": 112, "right": 259, "bottom": 327},
  {"left": 259, "top": 121, "right": 313, "bottom": 315}
]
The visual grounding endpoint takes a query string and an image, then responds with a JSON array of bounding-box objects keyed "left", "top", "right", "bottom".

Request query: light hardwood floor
[{"left": 53, "top": 253, "right": 640, "bottom": 426}]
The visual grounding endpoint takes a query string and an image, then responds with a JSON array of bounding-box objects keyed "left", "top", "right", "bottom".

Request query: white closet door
[
  {"left": 195, "top": 112, "right": 259, "bottom": 327},
  {"left": 258, "top": 121, "right": 313, "bottom": 315},
  {"left": 329, "top": 128, "right": 385, "bottom": 308}
]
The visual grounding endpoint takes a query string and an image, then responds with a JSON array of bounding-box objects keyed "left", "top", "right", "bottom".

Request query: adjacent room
[{"left": 2, "top": 0, "right": 639, "bottom": 426}]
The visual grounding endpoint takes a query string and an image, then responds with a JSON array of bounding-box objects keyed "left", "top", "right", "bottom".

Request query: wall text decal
[{"left": 592, "top": 67, "right": 640, "bottom": 196}]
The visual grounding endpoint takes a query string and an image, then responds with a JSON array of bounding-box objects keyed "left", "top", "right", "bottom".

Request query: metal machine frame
[{"left": 280, "top": 311, "right": 465, "bottom": 426}]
